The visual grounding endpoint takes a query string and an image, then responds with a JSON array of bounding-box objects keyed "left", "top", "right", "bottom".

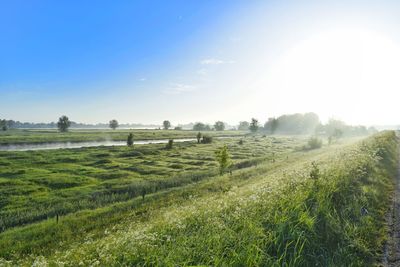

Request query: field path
[{"left": 383, "top": 134, "right": 400, "bottom": 267}]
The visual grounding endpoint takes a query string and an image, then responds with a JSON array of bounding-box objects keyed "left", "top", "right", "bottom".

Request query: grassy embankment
[
  {"left": 0, "top": 132, "right": 396, "bottom": 266},
  {"left": 0, "top": 129, "right": 245, "bottom": 145},
  {"left": 0, "top": 135, "right": 304, "bottom": 258}
]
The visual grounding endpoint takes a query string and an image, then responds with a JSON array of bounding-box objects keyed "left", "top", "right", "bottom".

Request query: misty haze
[{"left": 1, "top": 1, "right": 400, "bottom": 266}]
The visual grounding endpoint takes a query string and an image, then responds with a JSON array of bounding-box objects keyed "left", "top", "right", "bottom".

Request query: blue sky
[{"left": 2, "top": 1, "right": 400, "bottom": 125}]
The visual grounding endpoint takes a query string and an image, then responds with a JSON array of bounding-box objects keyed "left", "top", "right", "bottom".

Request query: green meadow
[
  {"left": 0, "top": 129, "right": 244, "bottom": 144},
  {"left": 0, "top": 130, "right": 397, "bottom": 266}
]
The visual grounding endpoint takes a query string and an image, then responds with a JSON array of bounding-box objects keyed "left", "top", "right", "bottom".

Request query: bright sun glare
[{"left": 254, "top": 28, "right": 400, "bottom": 125}]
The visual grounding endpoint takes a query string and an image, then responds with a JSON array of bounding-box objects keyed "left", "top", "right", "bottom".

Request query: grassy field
[
  {"left": 0, "top": 131, "right": 396, "bottom": 266},
  {"left": 0, "top": 129, "right": 245, "bottom": 144},
  {"left": 0, "top": 135, "right": 300, "bottom": 231}
]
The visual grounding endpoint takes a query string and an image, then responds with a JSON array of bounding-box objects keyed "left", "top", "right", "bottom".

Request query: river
[{"left": 0, "top": 138, "right": 197, "bottom": 152}]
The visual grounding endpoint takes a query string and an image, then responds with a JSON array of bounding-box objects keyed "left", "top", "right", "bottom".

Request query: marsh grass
[
  {"left": 0, "top": 136, "right": 299, "bottom": 234},
  {"left": 0, "top": 129, "right": 245, "bottom": 145},
  {"left": 0, "top": 132, "right": 394, "bottom": 266},
  {"left": 53, "top": 132, "right": 393, "bottom": 266}
]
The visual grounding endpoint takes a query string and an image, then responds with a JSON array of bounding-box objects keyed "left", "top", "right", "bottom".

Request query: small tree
[
  {"left": 127, "top": 133, "right": 134, "bottom": 146},
  {"left": 196, "top": 132, "right": 202, "bottom": 143},
  {"left": 201, "top": 135, "right": 213, "bottom": 144},
  {"left": 57, "top": 115, "right": 71, "bottom": 132},
  {"left": 305, "top": 136, "right": 323, "bottom": 150},
  {"left": 0, "top": 119, "right": 8, "bottom": 131},
  {"left": 163, "top": 120, "right": 171, "bottom": 130},
  {"left": 109, "top": 119, "right": 119, "bottom": 130},
  {"left": 264, "top": 118, "right": 279, "bottom": 134},
  {"left": 270, "top": 118, "right": 279, "bottom": 134},
  {"left": 165, "top": 139, "right": 174, "bottom": 149},
  {"left": 215, "top": 145, "right": 231, "bottom": 175},
  {"left": 193, "top": 122, "right": 210, "bottom": 131},
  {"left": 214, "top": 121, "right": 225, "bottom": 131},
  {"left": 238, "top": 121, "right": 249, "bottom": 131},
  {"left": 249, "top": 118, "right": 259, "bottom": 133}
]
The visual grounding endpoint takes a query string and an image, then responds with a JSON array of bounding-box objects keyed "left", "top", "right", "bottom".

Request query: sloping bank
[{"left": 3, "top": 131, "right": 398, "bottom": 266}]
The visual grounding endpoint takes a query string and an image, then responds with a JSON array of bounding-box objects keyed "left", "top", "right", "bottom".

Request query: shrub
[
  {"left": 201, "top": 135, "right": 213, "bottom": 144},
  {"left": 196, "top": 132, "right": 202, "bottom": 143},
  {"left": 304, "top": 136, "right": 322, "bottom": 150},
  {"left": 329, "top": 128, "right": 343, "bottom": 144},
  {"left": 127, "top": 133, "right": 134, "bottom": 146},
  {"left": 0, "top": 119, "right": 8, "bottom": 131},
  {"left": 249, "top": 118, "right": 259, "bottom": 133},
  {"left": 165, "top": 139, "right": 174, "bottom": 149},
  {"left": 215, "top": 145, "right": 231, "bottom": 175}
]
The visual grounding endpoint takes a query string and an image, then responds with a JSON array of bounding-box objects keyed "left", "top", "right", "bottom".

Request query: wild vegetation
[
  {"left": 0, "top": 129, "right": 244, "bottom": 145},
  {"left": 0, "top": 135, "right": 299, "bottom": 234},
  {"left": 0, "top": 120, "right": 8, "bottom": 131},
  {"left": 57, "top": 115, "right": 71, "bottom": 132},
  {"left": 0, "top": 128, "right": 395, "bottom": 266},
  {"left": 304, "top": 136, "right": 323, "bottom": 150},
  {"left": 109, "top": 119, "right": 119, "bottom": 130},
  {"left": 163, "top": 120, "right": 171, "bottom": 130}
]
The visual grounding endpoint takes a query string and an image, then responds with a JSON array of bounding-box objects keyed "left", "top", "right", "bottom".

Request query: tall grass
[
  {"left": 0, "top": 129, "right": 245, "bottom": 144},
  {"left": 0, "top": 136, "right": 299, "bottom": 233},
  {"left": 7, "top": 131, "right": 395, "bottom": 266}
]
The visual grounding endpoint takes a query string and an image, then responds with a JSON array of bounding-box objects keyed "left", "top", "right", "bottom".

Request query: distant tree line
[
  {"left": 0, "top": 120, "right": 160, "bottom": 129},
  {"left": 193, "top": 122, "right": 212, "bottom": 131},
  {"left": 1, "top": 113, "right": 379, "bottom": 137},
  {"left": 263, "top": 113, "right": 319, "bottom": 134},
  {"left": 191, "top": 121, "right": 227, "bottom": 131},
  {"left": 316, "top": 118, "right": 377, "bottom": 138},
  {"left": 238, "top": 113, "right": 377, "bottom": 137}
]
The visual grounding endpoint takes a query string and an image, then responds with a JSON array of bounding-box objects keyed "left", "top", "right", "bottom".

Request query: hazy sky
[{"left": 1, "top": 0, "right": 400, "bottom": 125}]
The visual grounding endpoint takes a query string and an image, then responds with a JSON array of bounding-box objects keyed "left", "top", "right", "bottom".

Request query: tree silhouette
[
  {"left": 127, "top": 133, "right": 134, "bottom": 146},
  {"left": 215, "top": 145, "right": 231, "bottom": 175},
  {"left": 214, "top": 121, "right": 225, "bottom": 131},
  {"left": 57, "top": 116, "right": 71, "bottom": 132},
  {"left": 163, "top": 120, "right": 171, "bottom": 130},
  {"left": 238, "top": 121, "right": 249, "bottom": 131},
  {"left": 249, "top": 118, "right": 259, "bottom": 133},
  {"left": 109, "top": 119, "right": 119, "bottom": 130}
]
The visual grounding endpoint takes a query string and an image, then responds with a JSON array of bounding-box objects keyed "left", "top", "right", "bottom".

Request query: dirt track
[{"left": 383, "top": 136, "right": 400, "bottom": 267}]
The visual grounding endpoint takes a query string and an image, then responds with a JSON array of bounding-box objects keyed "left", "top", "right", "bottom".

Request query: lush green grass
[
  {"left": 0, "top": 129, "right": 245, "bottom": 144},
  {"left": 0, "top": 135, "right": 301, "bottom": 232},
  {"left": 0, "top": 132, "right": 395, "bottom": 266},
  {"left": 47, "top": 132, "right": 397, "bottom": 266}
]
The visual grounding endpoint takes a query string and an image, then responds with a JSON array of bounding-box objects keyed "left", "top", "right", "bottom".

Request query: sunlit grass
[
  {"left": 0, "top": 129, "right": 245, "bottom": 144},
  {"left": 0, "top": 132, "right": 395, "bottom": 266}
]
